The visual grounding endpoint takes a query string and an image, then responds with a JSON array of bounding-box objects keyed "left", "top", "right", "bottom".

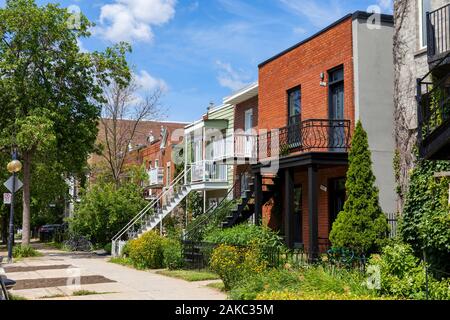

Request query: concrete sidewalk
[{"left": 3, "top": 246, "right": 226, "bottom": 300}]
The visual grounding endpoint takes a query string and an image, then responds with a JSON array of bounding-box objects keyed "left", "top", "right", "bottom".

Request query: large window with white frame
[{"left": 419, "top": 0, "right": 432, "bottom": 49}]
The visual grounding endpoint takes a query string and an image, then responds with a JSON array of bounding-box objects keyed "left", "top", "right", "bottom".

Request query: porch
[{"left": 253, "top": 152, "right": 349, "bottom": 257}]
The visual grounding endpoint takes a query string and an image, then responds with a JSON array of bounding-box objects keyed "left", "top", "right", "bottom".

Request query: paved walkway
[{"left": 1, "top": 245, "right": 226, "bottom": 300}]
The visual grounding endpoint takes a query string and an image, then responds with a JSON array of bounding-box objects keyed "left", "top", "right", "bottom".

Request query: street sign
[
  {"left": 3, "top": 193, "right": 11, "bottom": 205},
  {"left": 3, "top": 175, "right": 23, "bottom": 193}
]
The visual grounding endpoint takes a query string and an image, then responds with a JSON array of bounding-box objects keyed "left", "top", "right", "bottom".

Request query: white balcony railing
[
  {"left": 148, "top": 167, "right": 164, "bottom": 186},
  {"left": 212, "top": 134, "right": 258, "bottom": 161},
  {"left": 190, "top": 160, "right": 228, "bottom": 183}
]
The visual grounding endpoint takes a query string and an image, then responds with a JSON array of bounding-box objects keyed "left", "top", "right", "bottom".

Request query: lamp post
[{"left": 7, "top": 151, "right": 22, "bottom": 263}]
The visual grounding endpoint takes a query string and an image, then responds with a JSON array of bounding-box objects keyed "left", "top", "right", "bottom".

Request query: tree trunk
[{"left": 21, "top": 150, "right": 32, "bottom": 246}]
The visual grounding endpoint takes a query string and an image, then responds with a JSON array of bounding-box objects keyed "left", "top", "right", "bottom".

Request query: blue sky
[{"left": 1, "top": 0, "right": 393, "bottom": 122}]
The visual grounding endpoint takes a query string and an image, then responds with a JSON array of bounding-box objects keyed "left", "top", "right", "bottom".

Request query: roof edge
[{"left": 258, "top": 10, "right": 393, "bottom": 69}]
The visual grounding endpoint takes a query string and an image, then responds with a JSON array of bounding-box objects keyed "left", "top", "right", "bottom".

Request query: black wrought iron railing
[
  {"left": 427, "top": 4, "right": 450, "bottom": 63},
  {"left": 417, "top": 67, "right": 450, "bottom": 143},
  {"left": 258, "top": 119, "right": 351, "bottom": 160}
]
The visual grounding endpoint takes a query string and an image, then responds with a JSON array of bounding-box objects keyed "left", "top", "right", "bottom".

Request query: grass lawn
[
  {"left": 109, "top": 257, "right": 135, "bottom": 267},
  {"left": 206, "top": 281, "right": 226, "bottom": 292},
  {"left": 156, "top": 269, "right": 220, "bottom": 282}
]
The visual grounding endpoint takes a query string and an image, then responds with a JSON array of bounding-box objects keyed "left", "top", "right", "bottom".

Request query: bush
[
  {"left": 255, "top": 291, "right": 385, "bottom": 300},
  {"left": 205, "top": 224, "right": 284, "bottom": 261},
  {"left": 70, "top": 181, "right": 147, "bottom": 245},
  {"left": 163, "top": 238, "right": 184, "bottom": 270},
  {"left": 205, "top": 224, "right": 282, "bottom": 247},
  {"left": 209, "top": 244, "right": 267, "bottom": 291},
  {"left": 329, "top": 121, "right": 389, "bottom": 254},
  {"left": 128, "top": 231, "right": 165, "bottom": 269},
  {"left": 229, "top": 269, "right": 302, "bottom": 300},
  {"left": 401, "top": 160, "right": 450, "bottom": 275},
  {"left": 103, "top": 243, "right": 112, "bottom": 255},
  {"left": 369, "top": 243, "right": 450, "bottom": 300},
  {"left": 229, "top": 266, "right": 375, "bottom": 300},
  {"left": 13, "top": 245, "right": 42, "bottom": 258}
]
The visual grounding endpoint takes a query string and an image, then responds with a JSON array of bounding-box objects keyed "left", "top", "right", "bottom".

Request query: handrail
[
  {"left": 183, "top": 165, "right": 250, "bottom": 241},
  {"left": 112, "top": 167, "right": 191, "bottom": 242}
]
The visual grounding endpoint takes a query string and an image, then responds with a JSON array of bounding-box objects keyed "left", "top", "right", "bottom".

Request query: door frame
[
  {"left": 328, "top": 177, "right": 346, "bottom": 232},
  {"left": 328, "top": 65, "right": 344, "bottom": 120},
  {"left": 293, "top": 183, "right": 303, "bottom": 246}
]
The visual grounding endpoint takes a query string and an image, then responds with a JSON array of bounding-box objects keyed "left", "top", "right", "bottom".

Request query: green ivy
[{"left": 400, "top": 160, "right": 450, "bottom": 276}]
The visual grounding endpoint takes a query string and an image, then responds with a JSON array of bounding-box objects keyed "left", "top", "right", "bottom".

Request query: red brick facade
[
  {"left": 258, "top": 17, "right": 355, "bottom": 131},
  {"left": 257, "top": 17, "right": 356, "bottom": 249}
]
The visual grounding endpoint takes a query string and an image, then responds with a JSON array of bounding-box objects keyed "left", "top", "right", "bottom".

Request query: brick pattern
[
  {"left": 122, "top": 125, "right": 185, "bottom": 197},
  {"left": 258, "top": 18, "right": 355, "bottom": 131},
  {"left": 258, "top": 17, "right": 356, "bottom": 247}
]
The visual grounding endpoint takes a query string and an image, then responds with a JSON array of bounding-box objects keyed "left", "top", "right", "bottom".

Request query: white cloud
[
  {"left": 279, "top": 0, "right": 343, "bottom": 28},
  {"left": 95, "top": 0, "right": 176, "bottom": 43},
  {"left": 134, "top": 70, "right": 168, "bottom": 92},
  {"left": 77, "top": 39, "right": 89, "bottom": 53},
  {"left": 216, "top": 61, "right": 251, "bottom": 92},
  {"left": 377, "top": 0, "right": 393, "bottom": 12},
  {"left": 293, "top": 26, "right": 307, "bottom": 35}
]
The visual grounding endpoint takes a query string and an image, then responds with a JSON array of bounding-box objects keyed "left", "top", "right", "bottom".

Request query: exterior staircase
[
  {"left": 221, "top": 179, "right": 255, "bottom": 228},
  {"left": 111, "top": 168, "right": 192, "bottom": 257}
]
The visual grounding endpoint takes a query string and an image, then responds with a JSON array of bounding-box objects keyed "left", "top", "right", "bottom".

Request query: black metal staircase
[{"left": 221, "top": 179, "right": 255, "bottom": 228}]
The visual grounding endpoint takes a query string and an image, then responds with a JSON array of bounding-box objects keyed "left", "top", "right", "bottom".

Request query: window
[
  {"left": 155, "top": 159, "right": 159, "bottom": 168},
  {"left": 288, "top": 87, "right": 301, "bottom": 126},
  {"left": 244, "top": 109, "right": 253, "bottom": 133},
  {"left": 419, "top": 0, "right": 431, "bottom": 48}
]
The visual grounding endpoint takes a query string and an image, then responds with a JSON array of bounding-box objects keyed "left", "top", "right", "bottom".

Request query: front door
[
  {"left": 329, "top": 67, "right": 345, "bottom": 151},
  {"left": 288, "top": 87, "right": 302, "bottom": 148},
  {"left": 329, "top": 178, "right": 346, "bottom": 231},
  {"left": 244, "top": 109, "right": 254, "bottom": 157},
  {"left": 293, "top": 185, "right": 303, "bottom": 246}
]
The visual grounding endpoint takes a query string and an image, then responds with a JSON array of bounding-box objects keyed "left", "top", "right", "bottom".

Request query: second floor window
[{"left": 288, "top": 87, "right": 301, "bottom": 126}]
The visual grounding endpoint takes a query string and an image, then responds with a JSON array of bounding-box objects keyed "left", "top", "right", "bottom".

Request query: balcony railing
[
  {"left": 427, "top": 4, "right": 450, "bottom": 64},
  {"left": 148, "top": 167, "right": 164, "bottom": 187},
  {"left": 212, "top": 134, "right": 258, "bottom": 161},
  {"left": 258, "top": 119, "right": 351, "bottom": 160},
  {"left": 417, "top": 70, "right": 450, "bottom": 157},
  {"left": 190, "top": 160, "right": 228, "bottom": 183}
]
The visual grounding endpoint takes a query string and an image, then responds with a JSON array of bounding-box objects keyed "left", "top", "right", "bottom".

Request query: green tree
[
  {"left": 401, "top": 160, "right": 450, "bottom": 276},
  {"left": 70, "top": 181, "right": 146, "bottom": 245},
  {"left": 329, "top": 121, "right": 389, "bottom": 254},
  {"left": 0, "top": 0, "right": 130, "bottom": 246}
]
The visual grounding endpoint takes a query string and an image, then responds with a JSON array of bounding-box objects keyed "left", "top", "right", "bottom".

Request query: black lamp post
[{"left": 6, "top": 150, "right": 22, "bottom": 263}]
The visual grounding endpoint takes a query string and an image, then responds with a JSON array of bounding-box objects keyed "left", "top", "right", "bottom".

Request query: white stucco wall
[{"left": 352, "top": 17, "right": 397, "bottom": 214}]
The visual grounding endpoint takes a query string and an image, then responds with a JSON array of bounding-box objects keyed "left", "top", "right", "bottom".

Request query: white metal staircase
[{"left": 111, "top": 168, "right": 192, "bottom": 257}]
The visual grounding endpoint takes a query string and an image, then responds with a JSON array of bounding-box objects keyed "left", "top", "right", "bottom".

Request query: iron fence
[
  {"left": 417, "top": 71, "right": 450, "bottom": 142},
  {"left": 182, "top": 240, "right": 367, "bottom": 272},
  {"left": 427, "top": 4, "right": 450, "bottom": 63},
  {"left": 258, "top": 119, "right": 351, "bottom": 160},
  {"left": 387, "top": 212, "right": 398, "bottom": 239}
]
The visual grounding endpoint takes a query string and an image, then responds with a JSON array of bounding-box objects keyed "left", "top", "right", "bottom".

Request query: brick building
[{"left": 251, "top": 11, "right": 397, "bottom": 253}]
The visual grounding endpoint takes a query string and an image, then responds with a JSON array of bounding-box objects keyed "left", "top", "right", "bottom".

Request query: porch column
[
  {"left": 254, "top": 172, "right": 263, "bottom": 226},
  {"left": 308, "top": 164, "right": 319, "bottom": 261},
  {"left": 283, "top": 168, "right": 294, "bottom": 248}
]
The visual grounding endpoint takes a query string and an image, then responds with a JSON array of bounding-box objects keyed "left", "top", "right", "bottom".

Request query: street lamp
[{"left": 7, "top": 151, "right": 21, "bottom": 263}]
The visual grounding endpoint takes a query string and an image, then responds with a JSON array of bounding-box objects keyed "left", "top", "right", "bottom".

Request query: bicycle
[
  {"left": 0, "top": 256, "right": 16, "bottom": 301},
  {"left": 63, "top": 235, "right": 93, "bottom": 252}
]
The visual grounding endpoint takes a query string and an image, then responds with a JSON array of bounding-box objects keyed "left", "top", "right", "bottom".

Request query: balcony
[
  {"left": 212, "top": 133, "right": 258, "bottom": 163},
  {"left": 417, "top": 71, "right": 450, "bottom": 160},
  {"left": 258, "top": 119, "right": 351, "bottom": 161},
  {"left": 189, "top": 160, "right": 228, "bottom": 190},
  {"left": 427, "top": 4, "right": 450, "bottom": 66},
  {"left": 148, "top": 167, "right": 164, "bottom": 187}
]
